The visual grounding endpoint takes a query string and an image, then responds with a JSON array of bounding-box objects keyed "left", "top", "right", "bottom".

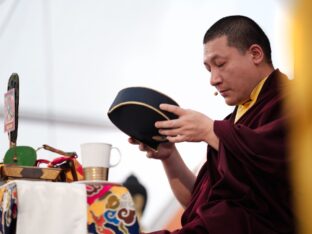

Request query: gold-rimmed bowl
[{"left": 107, "top": 87, "right": 179, "bottom": 150}]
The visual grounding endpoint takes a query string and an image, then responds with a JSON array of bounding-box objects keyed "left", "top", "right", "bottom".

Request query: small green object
[{"left": 4, "top": 146, "right": 37, "bottom": 166}]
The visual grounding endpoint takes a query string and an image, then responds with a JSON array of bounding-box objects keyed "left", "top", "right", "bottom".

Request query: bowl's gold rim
[{"left": 108, "top": 101, "right": 170, "bottom": 120}]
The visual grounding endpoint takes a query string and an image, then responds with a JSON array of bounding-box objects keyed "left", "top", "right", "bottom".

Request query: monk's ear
[{"left": 248, "top": 44, "right": 264, "bottom": 65}]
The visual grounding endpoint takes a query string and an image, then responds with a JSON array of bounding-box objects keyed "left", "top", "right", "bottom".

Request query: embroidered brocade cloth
[
  {"left": 86, "top": 183, "right": 140, "bottom": 233},
  {"left": 0, "top": 182, "right": 140, "bottom": 234}
]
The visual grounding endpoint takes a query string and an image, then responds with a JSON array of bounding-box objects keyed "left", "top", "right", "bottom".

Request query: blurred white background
[{"left": 0, "top": 0, "right": 293, "bottom": 231}]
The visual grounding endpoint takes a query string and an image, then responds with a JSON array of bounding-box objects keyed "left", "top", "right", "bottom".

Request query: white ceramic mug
[{"left": 80, "top": 142, "right": 121, "bottom": 180}]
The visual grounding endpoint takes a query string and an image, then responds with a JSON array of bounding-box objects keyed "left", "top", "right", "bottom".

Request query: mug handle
[{"left": 109, "top": 146, "right": 121, "bottom": 167}]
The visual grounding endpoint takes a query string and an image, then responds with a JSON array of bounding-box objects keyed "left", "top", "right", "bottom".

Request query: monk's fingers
[
  {"left": 166, "top": 135, "right": 185, "bottom": 143},
  {"left": 138, "top": 142, "right": 155, "bottom": 152},
  {"left": 159, "top": 104, "right": 185, "bottom": 116},
  {"left": 146, "top": 151, "right": 153, "bottom": 158},
  {"left": 155, "top": 119, "right": 181, "bottom": 129},
  {"left": 128, "top": 137, "right": 140, "bottom": 145},
  {"left": 158, "top": 128, "right": 180, "bottom": 137},
  {"left": 139, "top": 143, "right": 148, "bottom": 151}
]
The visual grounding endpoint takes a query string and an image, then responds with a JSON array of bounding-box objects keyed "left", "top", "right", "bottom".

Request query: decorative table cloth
[{"left": 0, "top": 181, "right": 140, "bottom": 234}]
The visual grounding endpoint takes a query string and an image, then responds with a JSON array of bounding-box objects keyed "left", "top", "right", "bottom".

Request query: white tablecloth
[{"left": 10, "top": 180, "right": 87, "bottom": 234}]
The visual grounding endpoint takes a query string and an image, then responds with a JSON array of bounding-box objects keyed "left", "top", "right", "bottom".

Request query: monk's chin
[{"left": 224, "top": 98, "right": 237, "bottom": 106}]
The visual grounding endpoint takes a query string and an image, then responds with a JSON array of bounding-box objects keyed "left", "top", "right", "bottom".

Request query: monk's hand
[
  {"left": 155, "top": 104, "right": 213, "bottom": 143},
  {"left": 128, "top": 137, "right": 176, "bottom": 160}
]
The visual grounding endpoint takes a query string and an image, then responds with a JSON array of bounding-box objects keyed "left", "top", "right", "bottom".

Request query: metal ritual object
[
  {"left": 7, "top": 73, "right": 19, "bottom": 147},
  {"left": 1, "top": 74, "right": 62, "bottom": 182},
  {"left": 3, "top": 73, "right": 37, "bottom": 167}
]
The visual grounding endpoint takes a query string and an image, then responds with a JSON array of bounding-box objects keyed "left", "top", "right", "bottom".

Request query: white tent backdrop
[{"left": 0, "top": 0, "right": 293, "bottom": 231}]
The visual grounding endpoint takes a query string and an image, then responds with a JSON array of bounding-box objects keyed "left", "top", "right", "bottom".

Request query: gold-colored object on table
[
  {"left": 83, "top": 167, "right": 108, "bottom": 181},
  {"left": 1, "top": 165, "right": 64, "bottom": 182}
]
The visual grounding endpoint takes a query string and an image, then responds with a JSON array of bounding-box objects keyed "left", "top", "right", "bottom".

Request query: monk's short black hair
[{"left": 203, "top": 15, "right": 272, "bottom": 65}]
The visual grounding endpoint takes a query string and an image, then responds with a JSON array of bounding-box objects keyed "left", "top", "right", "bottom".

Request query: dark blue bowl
[{"left": 107, "top": 87, "right": 179, "bottom": 150}]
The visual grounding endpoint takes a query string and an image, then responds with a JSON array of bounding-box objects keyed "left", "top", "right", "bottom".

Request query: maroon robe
[{"left": 147, "top": 70, "right": 295, "bottom": 234}]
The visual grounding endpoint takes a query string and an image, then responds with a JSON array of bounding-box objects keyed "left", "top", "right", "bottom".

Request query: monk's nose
[{"left": 210, "top": 72, "right": 222, "bottom": 86}]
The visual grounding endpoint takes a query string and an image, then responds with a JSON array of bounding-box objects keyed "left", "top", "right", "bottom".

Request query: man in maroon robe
[{"left": 129, "top": 15, "right": 295, "bottom": 234}]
